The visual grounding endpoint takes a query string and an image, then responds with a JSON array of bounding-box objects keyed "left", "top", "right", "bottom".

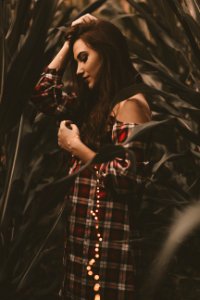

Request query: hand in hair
[{"left": 71, "top": 13, "right": 97, "bottom": 27}]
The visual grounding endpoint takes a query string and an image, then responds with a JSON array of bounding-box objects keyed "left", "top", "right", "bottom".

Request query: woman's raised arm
[{"left": 48, "top": 41, "right": 70, "bottom": 71}]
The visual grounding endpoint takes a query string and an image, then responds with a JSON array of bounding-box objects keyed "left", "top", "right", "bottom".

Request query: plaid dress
[{"left": 32, "top": 69, "right": 145, "bottom": 300}]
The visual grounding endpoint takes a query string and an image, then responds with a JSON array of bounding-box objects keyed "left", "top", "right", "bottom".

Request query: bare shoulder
[{"left": 113, "top": 93, "right": 151, "bottom": 124}]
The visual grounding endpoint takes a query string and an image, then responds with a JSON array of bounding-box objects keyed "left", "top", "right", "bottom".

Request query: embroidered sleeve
[
  {"left": 94, "top": 121, "right": 146, "bottom": 194},
  {"left": 31, "top": 68, "right": 77, "bottom": 119}
]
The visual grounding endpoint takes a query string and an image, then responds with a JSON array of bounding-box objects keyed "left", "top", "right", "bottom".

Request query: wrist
[
  {"left": 71, "top": 139, "right": 96, "bottom": 162},
  {"left": 71, "top": 137, "right": 82, "bottom": 155}
]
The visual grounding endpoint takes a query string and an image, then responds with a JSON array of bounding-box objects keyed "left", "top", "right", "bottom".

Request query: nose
[{"left": 76, "top": 63, "right": 84, "bottom": 76}]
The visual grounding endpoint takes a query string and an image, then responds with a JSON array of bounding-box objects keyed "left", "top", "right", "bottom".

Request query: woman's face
[{"left": 73, "top": 38, "right": 102, "bottom": 89}]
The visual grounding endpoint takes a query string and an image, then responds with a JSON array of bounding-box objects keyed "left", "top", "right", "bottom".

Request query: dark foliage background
[{"left": 0, "top": 0, "right": 200, "bottom": 299}]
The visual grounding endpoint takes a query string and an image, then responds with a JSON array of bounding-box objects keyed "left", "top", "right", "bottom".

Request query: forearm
[
  {"left": 72, "top": 140, "right": 96, "bottom": 163},
  {"left": 48, "top": 41, "right": 70, "bottom": 71}
]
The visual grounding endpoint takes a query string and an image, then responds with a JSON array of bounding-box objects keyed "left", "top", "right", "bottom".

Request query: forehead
[{"left": 73, "top": 39, "right": 91, "bottom": 58}]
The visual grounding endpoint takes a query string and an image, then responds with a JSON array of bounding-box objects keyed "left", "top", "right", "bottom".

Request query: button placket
[{"left": 86, "top": 167, "right": 102, "bottom": 300}]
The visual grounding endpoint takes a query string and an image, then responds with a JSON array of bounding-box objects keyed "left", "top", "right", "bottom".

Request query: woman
[{"left": 32, "top": 14, "right": 151, "bottom": 300}]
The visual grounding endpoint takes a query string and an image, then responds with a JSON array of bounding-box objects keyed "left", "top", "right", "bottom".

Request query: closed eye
[{"left": 77, "top": 51, "right": 88, "bottom": 63}]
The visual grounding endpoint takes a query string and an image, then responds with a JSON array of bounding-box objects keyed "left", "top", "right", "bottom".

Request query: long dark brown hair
[{"left": 66, "top": 20, "right": 140, "bottom": 150}]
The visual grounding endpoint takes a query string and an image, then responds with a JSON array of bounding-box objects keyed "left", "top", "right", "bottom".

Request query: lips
[{"left": 83, "top": 76, "right": 90, "bottom": 82}]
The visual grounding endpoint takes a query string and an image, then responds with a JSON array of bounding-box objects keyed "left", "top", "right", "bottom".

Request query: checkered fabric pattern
[
  {"left": 32, "top": 68, "right": 77, "bottom": 119},
  {"left": 32, "top": 69, "right": 147, "bottom": 300}
]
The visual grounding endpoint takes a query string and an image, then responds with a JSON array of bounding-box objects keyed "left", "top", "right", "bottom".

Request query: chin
[
  {"left": 88, "top": 78, "right": 97, "bottom": 89},
  {"left": 88, "top": 83, "right": 94, "bottom": 89}
]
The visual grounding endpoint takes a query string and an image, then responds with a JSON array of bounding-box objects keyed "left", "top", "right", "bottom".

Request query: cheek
[
  {"left": 91, "top": 61, "right": 102, "bottom": 79},
  {"left": 88, "top": 60, "right": 96, "bottom": 74},
  {"left": 88, "top": 54, "right": 101, "bottom": 74},
  {"left": 94, "top": 63, "right": 102, "bottom": 81}
]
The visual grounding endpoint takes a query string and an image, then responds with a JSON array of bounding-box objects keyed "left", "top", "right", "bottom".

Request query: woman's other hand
[
  {"left": 58, "top": 120, "right": 80, "bottom": 153},
  {"left": 58, "top": 120, "right": 96, "bottom": 162},
  {"left": 71, "top": 13, "right": 97, "bottom": 27}
]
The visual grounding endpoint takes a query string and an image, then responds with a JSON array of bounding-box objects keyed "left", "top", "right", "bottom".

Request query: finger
[
  {"left": 65, "top": 120, "right": 72, "bottom": 125},
  {"left": 57, "top": 138, "right": 61, "bottom": 147},
  {"left": 60, "top": 120, "right": 66, "bottom": 128},
  {"left": 60, "top": 120, "right": 72, "bottom": 129},
  {"left": 65, "top": 120, "right": 73, "bottom": 129},
  {"left": 70, "top": 123, "right": 77, "bottom": 130},
  {"left": 70, "top": 124, "right": 79, "bottom": 135},
  {"left": 57, "top": 134, "right": 61, "bottom": 144},
  {"left": 86, "top": 13, "right": 97, "bottom": 20},
  {"left": 71, "top": 19, "right": 80, "bottom": 26},
  {"left": 87, "top": 14, "right": 97, "bottom": 21},
  {"left": 72, "top": 16, "right": 86, "bottom": 26},
  {"left": 72, "top": 14, "right": 97, "bottom": 26},
  {"left": 83, "top": 15, "right": 95, "bottom": 23}
]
